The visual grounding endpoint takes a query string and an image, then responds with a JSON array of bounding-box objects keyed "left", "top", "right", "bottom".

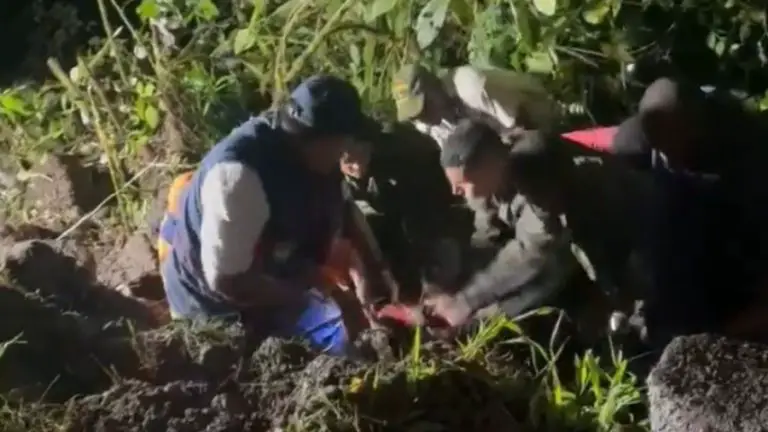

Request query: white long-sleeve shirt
[
  {"left": 413, "top": 65, "right": 558, "bottom": 148},
  {"left": 199, "top": 161, "right": 270, "bottom": 290}
]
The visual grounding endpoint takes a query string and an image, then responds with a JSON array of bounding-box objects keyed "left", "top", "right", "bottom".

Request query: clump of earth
[
  {"left": 0, "top": 230, "right": 536, "bottom": 431},
  {"left": 0, "top": 151, "right": 653, "bottom": 432},
  {"left": 0, "top": 153, "right": 542, "bottom": 432}
]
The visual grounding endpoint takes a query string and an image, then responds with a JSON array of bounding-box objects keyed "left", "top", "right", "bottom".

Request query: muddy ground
[
  {"left": 0, "top": 153, "right": 544, "bottom": 432},
  {"left": 0, "top": 233, "right": 538, "bottom": 432},
  {"left": 0, "top": 152, "right": 649, "bottom": 432}
]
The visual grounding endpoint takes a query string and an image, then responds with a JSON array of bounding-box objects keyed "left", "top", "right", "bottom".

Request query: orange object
[
  {"left": 561, "top": 126, "right": 618, "bottom": 152},
  {"left": 157, "top": 171, "right": 194, "bottom": 263}
]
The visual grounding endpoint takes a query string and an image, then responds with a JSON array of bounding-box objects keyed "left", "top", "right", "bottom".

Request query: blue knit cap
[{"left": 288, "top": 75, "right": 366, "bottom": 137}]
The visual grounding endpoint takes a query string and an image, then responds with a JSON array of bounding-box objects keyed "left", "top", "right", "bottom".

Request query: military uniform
[
  {"left": 457, "top": 137, "right": 653, "bottom": 336},
  {"left": 393, "top": 64, "right": 559, "bottom": 149},
  {"left": 344, "top": 124, "right": 465, "bottom": 300}
]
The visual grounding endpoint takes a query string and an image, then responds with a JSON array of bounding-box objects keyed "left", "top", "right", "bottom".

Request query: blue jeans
[
  {"left": 270, "top": 288, "right": 349, "bottom": 356},
  {"left": 162, "top": 262, "right": 350, "bottom": 356}
]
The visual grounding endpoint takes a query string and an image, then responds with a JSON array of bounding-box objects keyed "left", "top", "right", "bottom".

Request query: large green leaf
[
  {"left": 368, "top": 0, "right": 398, "bottom": 22},
  {"left": 511, "top": 0, "right": 535, "bottom": 46},
  {"left": 532, "top": 0, "right": 557, "bottom": 17},
  {"left": 144, "top": 105, "right": 160, "bottom": 130},
  {"left": 195, "top": 0, "right": 220, "bottom": 21},
  {"left": 136, "top": 0, "right": 160, "bottom": 21},
  {"left": 233, "top": 29, "right": 257, "bottom": 55},
  {"left": 525, "top": 51, "right": 554, "bottom": 74},
  {"left": 415, "top": 0, "right": 451, "bottom": 49},
  {"left": 582, "top": 0, "right": 612, "bottom": 25}
]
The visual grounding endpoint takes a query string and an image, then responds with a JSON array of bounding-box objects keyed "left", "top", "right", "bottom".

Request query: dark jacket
[
  {"left": 344, "top": 124, "right": 459, "bottom": 291},
  {"left": 458, "top": 142, "right": 653, "bottom": 317}
]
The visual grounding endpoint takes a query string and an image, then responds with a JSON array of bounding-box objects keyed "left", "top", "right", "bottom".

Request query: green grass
[{"left": 0, "top": 310, "right": 649, "bottom": 431}]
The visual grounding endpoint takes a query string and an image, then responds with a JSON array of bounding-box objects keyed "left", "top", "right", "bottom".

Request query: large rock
[{"left": 648, "top": 334, "right": 768, "bottom": 432}]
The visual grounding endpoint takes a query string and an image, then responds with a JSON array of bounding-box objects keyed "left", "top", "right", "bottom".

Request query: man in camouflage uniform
[
  {"left": 425, "top": 119, "right": 652, "bottom": 341},
  {"left": 340, "top": 121, "right": 464, "bottom": 302},
  {"left": 391, "top": 63, "right": 559, "bottom": 149}
]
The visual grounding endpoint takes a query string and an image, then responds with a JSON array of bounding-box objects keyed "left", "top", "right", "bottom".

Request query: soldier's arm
[
  {"left": 199, "top": 161, "right": 305, "bottom": 307},
  {"left": 341, "top": 198, "right": 395, "bottom": 305},
  {"left": 458, "top": 200, "right": 577, "bottom": 313}
]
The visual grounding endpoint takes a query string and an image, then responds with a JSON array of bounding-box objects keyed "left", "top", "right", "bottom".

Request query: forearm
[
  {"left": 459, "top": 234, "right": 576, "bottom": 312},
  {"left": 459, "top": 201, "right": 577, "bottom": 313},
  {"left": 345, "top": 203, "right": 394, "bottom": 303},
  {"left": 346, "top": 203, "right": 386, "bottom": 272}
]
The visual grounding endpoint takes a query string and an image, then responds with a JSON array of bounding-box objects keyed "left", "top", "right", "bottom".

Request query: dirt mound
[
  {"left": 61, "top": 331, "right": 531, "bottom": 432},
  {"left": 2, "top": 237, "right": 165, "bottom": 326},
  {"left": 22, "top": 154, "right": 113, "bottom": 229},
  {"left": 97, "top": 231, "right": 164, "bottom": 301},
  {"left": 0, "top": 223, "right": 172, "bottom": 404},
  {"left": 0, "top": 284, "right": 138, "bottom": 402}
]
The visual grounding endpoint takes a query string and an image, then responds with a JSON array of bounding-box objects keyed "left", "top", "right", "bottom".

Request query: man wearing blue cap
[{"left": 156, "top": 75, "right": 393, "bottom": 356}]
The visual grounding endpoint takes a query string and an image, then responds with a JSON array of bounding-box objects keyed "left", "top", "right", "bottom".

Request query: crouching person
[
  {"left": 424, "top": 121, "right": 579, "bottom": 331},
  {"left": 425, "top": 120, "right": 651, "bottom": 343},
  {"left": 156, "top": 75, "right": 392, "bottom": 356},
  {"left": 339, "top": 123, "right": 463, "bottom": 301}
]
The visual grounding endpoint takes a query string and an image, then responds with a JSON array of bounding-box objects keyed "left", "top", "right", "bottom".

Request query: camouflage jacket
[
  {"left": 344, "top": 125, "right": 458, "bottom": 244},
  {"left": 459, "top": 148, "right": 653, "bottom": 314}
]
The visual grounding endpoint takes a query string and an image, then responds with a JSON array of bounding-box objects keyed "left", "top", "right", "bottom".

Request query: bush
[{"left": 1, "top": 1, "right": 766, "bottom": 211}]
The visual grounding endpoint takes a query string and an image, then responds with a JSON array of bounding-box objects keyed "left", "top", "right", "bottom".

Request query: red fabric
[{"left": 560, "top": 126, "right": 619, "bottom": 152}]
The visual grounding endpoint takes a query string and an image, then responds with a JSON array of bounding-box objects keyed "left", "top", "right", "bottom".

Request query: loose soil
[{"left": 0, "top": 149, "right": 641, "bottom": 432}]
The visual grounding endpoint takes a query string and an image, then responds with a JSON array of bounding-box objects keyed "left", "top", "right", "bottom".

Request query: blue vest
[{"left": 161, "top": 116, "right": 345, "bottom": 322}]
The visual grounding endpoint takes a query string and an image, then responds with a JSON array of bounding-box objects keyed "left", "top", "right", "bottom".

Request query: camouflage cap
[{"left": 392, "top": 64, "right": 431, "bottom": 122}]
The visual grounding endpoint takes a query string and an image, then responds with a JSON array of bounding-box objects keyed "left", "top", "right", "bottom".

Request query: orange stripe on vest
[{"left": 157, "top": 171, "right": 194, "bottom": 263}]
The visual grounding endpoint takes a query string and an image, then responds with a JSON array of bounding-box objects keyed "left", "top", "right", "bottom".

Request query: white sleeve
[
  {"left": 199, "top": 161, "right": 271, "bottom": 290},
  {"left": 453, "top": 66, "right": 554, "bottom": 130},
  {"left": 452, "top": 66, "right": 517, "bottom": 128}
]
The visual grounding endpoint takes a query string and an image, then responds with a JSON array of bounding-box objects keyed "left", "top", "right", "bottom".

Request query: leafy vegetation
[
  {"left": 2, "top": 0, "right": 768, "bottom": 228},
  {"left": 0, "top": 0, "right": 767, "bottom": 430}
]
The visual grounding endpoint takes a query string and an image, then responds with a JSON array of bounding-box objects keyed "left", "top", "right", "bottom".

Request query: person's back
[
  {"left": 163, "top": 116, "right": 345, "bottom": 315},
  {"left": 611, "top": 77, "right": 766, "bottom": 173},
  {"left": 559, "top": 148, "right": 653, "bottom": 299},
  {"left": 392, "top": 64, "right": 559, "bottom": 149},
  {"left": 639, "top": 168, "right": 753, "bottom": 348}
]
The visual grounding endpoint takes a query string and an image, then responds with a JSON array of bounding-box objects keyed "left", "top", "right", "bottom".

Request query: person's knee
[{"left": 293, "top": 290, "right": 353, "bottom": 356}]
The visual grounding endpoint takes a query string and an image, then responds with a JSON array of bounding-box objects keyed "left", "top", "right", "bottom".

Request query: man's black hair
[
  {"left": 638, "top": 77, "right": 705, "bottom": 118},
  {"left": 440, "top": 119, "right": 506, "bottom": 169},
  {"left": 441, "top": 118, "right": 564, "bottom": 177}
]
